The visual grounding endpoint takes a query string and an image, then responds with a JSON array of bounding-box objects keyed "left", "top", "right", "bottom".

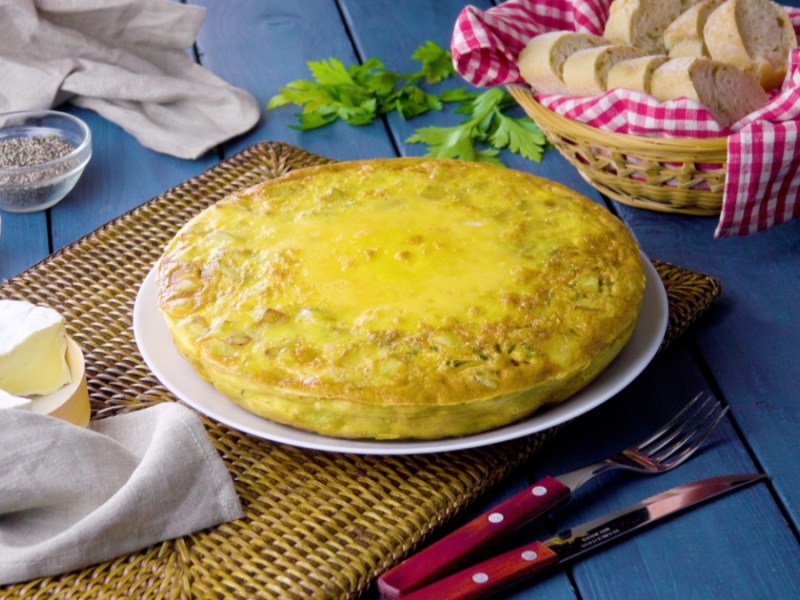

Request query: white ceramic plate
[{"left": 133, "top": 255, "right": 668, "bottom": 455}]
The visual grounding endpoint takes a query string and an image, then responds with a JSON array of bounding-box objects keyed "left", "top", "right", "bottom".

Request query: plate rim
[{"left": 133, "top": 254, "right": 668, "bottom": 455}]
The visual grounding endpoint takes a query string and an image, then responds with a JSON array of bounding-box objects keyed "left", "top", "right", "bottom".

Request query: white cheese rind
[
  {"left": 0, "top": 388, "right": 33, "bottom": 410},
  {"left": 0, "top": 300, "right": 72, "bottom": 396}
]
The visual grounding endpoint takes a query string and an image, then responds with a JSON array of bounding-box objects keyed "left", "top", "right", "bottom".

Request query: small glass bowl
[{"left": 0, "top": 110, "right": 92, "bottom": 213}]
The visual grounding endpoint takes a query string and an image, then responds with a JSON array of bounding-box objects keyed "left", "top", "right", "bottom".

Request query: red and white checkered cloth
[{"left": 452, "top": 0, "right": 800, "bottom": 237}]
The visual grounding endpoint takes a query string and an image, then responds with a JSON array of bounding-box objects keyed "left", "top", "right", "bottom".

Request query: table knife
[{"left": 379, "top": 473, "right": 764, "bottom": 600}]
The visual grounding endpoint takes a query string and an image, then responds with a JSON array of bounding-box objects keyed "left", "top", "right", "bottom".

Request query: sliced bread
[
  {"left": 562, "top": 45, "right": 649, "bottom": 95},
  {"left": 606, "top": 55, "right": 671, "bottom": 93},
  {"left": 703, "top": 0, "right": 798, "bottom": 90},
  {"left": 650, "top": 56, "right": 769, "bottom": 126},
  {"left": 664, "top": 0, "right": 726, "bottom": 58},
  {"left": 518, "top": 31, "right": 610, "bottom": 94},
  {"left": 604, "top": 0, "right": 703, "bottom": 53}
]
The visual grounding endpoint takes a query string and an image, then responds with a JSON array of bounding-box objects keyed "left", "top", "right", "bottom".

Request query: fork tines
[{"left": 639, "top": 393, "right": 729, "bottom": 468}]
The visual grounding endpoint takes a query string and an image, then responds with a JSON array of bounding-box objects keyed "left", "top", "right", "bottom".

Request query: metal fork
[
  {"left": 378, "top": 393, "right": 729, "bottom": 598},
  {"left": 558, "top": 392, "right": 729, "bottom": 491}
]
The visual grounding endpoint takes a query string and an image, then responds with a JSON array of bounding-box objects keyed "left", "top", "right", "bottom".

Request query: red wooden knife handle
[
  {"left": 377, "top": 476, "right": 569, "bottom": 599},
  {"left": 402, "top": 540, "right": 560, "bottom": 600}
]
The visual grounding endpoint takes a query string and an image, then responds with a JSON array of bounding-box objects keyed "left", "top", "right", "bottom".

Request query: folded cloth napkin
[
  {"left": 0, "top": 0, "right": 260, "bottom": 159},
  {"left": 0, "top": 403, "right": 243, "bottom": 585},
  {"left": 451, "top": 0, "right": 800, "bottom": 237}
]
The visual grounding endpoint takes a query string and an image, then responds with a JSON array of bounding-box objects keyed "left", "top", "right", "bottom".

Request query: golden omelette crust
[{"left": 156, "top": 158, "right": 646, "bottom": 439}]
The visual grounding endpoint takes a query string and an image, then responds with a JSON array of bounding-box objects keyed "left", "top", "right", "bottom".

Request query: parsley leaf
[
  {"left": 386, "top": 87, "right": 442, "bottom": 119},
  {"left": 307, "top": 58, "right": 354, "bottom": 86},
  {"left": 439, "top": 88, "right": 478, "bottom": 103},
  {"left": 490, "top": 112, "right": 548, "bottom": 162},
  {"left": 407, "top": 124, "right": 476, "bottom": 159},
  {"left": 352, "top": 57, "right": 398, "bottom": 96},
  {"left": 266, "top": 79, "right": 331, "bottom": 112},
  {"left": 412, "top": 40, "right": 456, "bottom": 83}
]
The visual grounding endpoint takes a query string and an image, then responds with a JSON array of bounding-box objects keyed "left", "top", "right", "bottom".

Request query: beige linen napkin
[
  {"left": 0, "top": 0, "right": 260, "bottom": 159},
  {"left": 0, "top": 403, "right": 243, "bottom": 585}
]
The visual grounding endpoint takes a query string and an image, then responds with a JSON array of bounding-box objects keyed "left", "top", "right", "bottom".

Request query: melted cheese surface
[{"left": 224, "top": 184, "right": 574, "bottom": 341}]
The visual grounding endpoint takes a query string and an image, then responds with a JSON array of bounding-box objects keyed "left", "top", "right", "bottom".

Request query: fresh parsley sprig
[
  {"left": 408, "top": 88, "right": 547, "bottom": 164},
  {"left": 267, "top": 41, "right": 455, "bottom": 127},
  {"left": 267, "top": 41, "right": 547, "bottom": 165}
]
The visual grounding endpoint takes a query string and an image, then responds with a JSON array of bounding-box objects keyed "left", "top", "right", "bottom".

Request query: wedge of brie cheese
[
  {"left": 0, "top": 388, "right": 32, "bottom": 410},
  {"left": 0, "top": 299, "right": 72, "bottom": 396}
]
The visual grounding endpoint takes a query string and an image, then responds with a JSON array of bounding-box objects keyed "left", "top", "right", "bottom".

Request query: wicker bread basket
[{"left": 508, "top": 86, "right": 728, "bottom": 215}]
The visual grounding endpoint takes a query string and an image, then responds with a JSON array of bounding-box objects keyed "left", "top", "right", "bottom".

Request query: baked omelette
[{"left": 156, "top": 158, "right": 646, "bottom": 440}]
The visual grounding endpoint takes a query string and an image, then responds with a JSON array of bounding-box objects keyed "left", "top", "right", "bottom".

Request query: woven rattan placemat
[{"left": 0, "top": 142, "right": 721, "bottom": 599}]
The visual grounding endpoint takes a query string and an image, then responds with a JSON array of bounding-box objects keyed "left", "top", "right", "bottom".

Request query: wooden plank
[
  {"left": 0, "top": 211, "right": 49, "bottom": 282},
  {"left": 613, "top": 204, "right": 800, "bottom": 530},
  {"left": 530, "top": 342, "right": 800, "bottom": 598},
  {"left": 192, "top": 0, "right": 397, "bottom": 162}
]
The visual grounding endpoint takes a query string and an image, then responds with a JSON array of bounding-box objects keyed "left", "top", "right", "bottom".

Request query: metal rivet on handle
[
  {"left": 472, "top": 572, "right": 489, "bottom": 584},
  {"left": 488, "top": 512, "right": 504, "bottom": 523},
  {"left": 521, "top": 550, "right": 538, "bottom": 561},
  {"left": 532, "top": 486, "right": 547, "bottom": 496}
]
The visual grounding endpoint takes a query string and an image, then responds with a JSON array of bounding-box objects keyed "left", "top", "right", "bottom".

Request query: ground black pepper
[
  {"left": 0, "top": 135, "right": 80, "bottom": 211},
  {"left": 0, "top": 135, "right": 76, "bottom": 179}
]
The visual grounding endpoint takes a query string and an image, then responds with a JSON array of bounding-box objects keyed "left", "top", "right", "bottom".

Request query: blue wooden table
[{"left": 2, "top": 1, "right": 799, "bottom": 598}]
